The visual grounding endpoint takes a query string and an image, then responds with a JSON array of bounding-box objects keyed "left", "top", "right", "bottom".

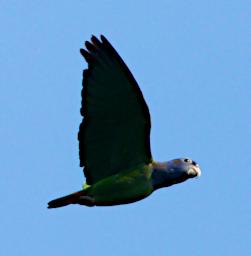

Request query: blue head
[{"left": 151, "top": 158, "right": 201, "bottom": 190}]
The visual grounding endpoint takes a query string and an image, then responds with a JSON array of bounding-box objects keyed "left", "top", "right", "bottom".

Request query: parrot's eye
[{"left": 184, "top": 158, "right": 192, "bottom": 164}]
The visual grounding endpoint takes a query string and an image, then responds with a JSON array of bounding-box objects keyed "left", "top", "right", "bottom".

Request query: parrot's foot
[{"left": 78, "top": 196, "right": 95, "bottom": 207}]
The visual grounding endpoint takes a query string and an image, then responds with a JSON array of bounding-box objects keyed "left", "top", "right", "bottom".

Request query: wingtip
[
  {"left": 91, "top": 34, "right": 98, "bottom": 41},
  {"left": 91, "top": 35, "right": 102, "bottom": 47},
  {"left": 100, "top": 34, "right": 108, "bottom": 43},
  {"left": 80, "top": 48, "right": 92, "bottom": 62},
  {"left": 85, "top": 40, "right": 96, "bottom": 52},
  {"left": 80, "top": 48, "right": 87, "bottom": 56}
]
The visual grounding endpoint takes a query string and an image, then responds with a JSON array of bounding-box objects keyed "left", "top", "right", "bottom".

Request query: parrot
[{"left": 48, "top": 35, "right": 201, "bottom": 208}]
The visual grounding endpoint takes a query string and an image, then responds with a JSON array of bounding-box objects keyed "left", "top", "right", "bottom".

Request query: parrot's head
[
  {"left": 151, "top": 158, "right": 201, "bottom": 189},
  {"left": 168, "top": 158, "right": 201, "bottom": 179}
]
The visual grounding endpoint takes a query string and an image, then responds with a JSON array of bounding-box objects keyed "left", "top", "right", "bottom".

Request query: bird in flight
[{"left": 48, "top": 35, "right": 201, "bottom": 208}]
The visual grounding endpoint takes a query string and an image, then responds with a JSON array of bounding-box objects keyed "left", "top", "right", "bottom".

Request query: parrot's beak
[{"left": 188, "top": 166, "right": 201, "bottom": 177}]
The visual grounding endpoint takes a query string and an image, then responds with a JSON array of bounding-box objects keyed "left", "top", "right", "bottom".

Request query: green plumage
[
  {"left": 85, "top": 164, "right": 153, "bottom": 206},
  {"left": 48, "top": 164, "right": 154, "bottom": 208}
]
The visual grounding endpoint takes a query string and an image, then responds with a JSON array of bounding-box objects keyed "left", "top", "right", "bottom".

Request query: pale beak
[{"left": 188, "top": 165, "right": 201, "bottom": 177}]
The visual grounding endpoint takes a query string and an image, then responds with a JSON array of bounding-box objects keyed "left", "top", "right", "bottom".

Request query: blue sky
[{"left": 1, "top": 1, "right": 250, "bottom": 255}]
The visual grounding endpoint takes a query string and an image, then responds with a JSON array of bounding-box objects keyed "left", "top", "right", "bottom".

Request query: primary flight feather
[{"left": 48, "top": 35, "right": 201, "bottom": 208}]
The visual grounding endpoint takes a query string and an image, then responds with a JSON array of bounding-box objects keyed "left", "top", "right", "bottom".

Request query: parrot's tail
[{"left": 47, "top": 190, "right": 93, "bottom": 208}]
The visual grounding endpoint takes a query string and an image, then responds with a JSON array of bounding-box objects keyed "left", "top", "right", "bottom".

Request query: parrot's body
[
  {"left": 50, "top": 163, "right": 152, "bottom": 207},
  {"left": 48, "top": 35, "right": 201, "bottom": 208}
]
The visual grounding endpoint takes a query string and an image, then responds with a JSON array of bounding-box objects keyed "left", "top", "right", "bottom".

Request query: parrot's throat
[{"left": 151, "top": 162, "right": 188, "bottom": 190}]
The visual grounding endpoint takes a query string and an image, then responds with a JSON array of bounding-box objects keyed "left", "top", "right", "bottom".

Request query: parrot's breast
[{"left": 85, "top": 164, "right": 154, "bottom": 206}]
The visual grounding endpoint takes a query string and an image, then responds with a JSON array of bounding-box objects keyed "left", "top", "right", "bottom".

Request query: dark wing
[{"left": 79, "top": 35, "right": 152, "bottom": 185}]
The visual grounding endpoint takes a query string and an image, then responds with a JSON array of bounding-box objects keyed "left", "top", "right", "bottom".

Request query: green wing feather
[{"left": 79, "top": 35, "right": 152, "bottom": 185}]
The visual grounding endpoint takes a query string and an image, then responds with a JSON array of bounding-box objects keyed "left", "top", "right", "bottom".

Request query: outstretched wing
[{"left": 79, "top": 35, "right": 152, "bottom": 185}]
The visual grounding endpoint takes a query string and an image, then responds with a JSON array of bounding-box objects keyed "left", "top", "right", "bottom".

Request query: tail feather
[{"left": 48, "top": 190, "right": 84, "bottom": 209}]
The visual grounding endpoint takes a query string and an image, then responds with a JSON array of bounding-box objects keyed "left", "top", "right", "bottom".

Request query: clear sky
[{"left": 1, "top": 1, "right": 250, "bottom": 255}]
